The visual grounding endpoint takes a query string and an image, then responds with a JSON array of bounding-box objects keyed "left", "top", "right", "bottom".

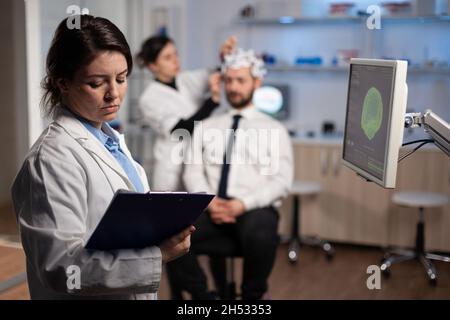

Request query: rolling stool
[
  {"left": 288, "top": 181, "right": 334, "bottom": 263},
  {"left": 381, "top": 191, "right": 449, "bottom": 285}
]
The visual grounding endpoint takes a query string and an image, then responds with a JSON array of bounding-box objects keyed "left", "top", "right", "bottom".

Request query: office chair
[
  {"left": 166, "top": 237, "right": 242, "bottom": 300},
  {"left": 288, "top": 181, "right": 334, "bottom": 263},
  {"left": 381, "top": 191, "right": 449, "bottom": 285},
  {"left": 196, "top": 236, "right": 243, "bottom": 300}
]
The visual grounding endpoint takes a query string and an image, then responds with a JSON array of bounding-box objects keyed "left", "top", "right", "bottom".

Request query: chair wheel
[
  {"left": 323, "top": 243, "right": 334, "bottom": 261},
  {"left": 429, "top": 278, "right": 437, "bottom": 286},
  {"left": 288, "top": 249, "right": 299, "bottom": 264}
]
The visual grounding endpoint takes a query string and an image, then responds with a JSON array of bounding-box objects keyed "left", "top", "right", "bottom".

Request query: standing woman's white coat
[{"left": 12, "top": 109, "right": 160, "bottom": 299}]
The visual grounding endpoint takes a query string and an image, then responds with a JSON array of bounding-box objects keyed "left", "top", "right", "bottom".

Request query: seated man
[{"left": 166, "top": 48, "right": 293, "bottom": 300}]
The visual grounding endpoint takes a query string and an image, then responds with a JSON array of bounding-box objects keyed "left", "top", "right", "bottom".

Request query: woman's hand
[
  {"left": 219, "top": 36, "right": 237, "bottom": 62},
  {"left": 159, "top": 226, "right": 195, "bottom": 263},
  {"left": 208, "top": 72, "right": 222, "bottom": 103}
]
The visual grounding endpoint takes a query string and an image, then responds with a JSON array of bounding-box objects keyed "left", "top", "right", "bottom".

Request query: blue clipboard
[{"left": 85, "top": 190, "right": 214, "bottom": 250}]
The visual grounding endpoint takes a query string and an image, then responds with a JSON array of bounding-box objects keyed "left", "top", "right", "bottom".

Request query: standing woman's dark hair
[
  {"left": 41, "top": 15, "right": 133, "bottom": 118},
  {"left": 136, "top": 35, "right": 174, "bottom": 68}
]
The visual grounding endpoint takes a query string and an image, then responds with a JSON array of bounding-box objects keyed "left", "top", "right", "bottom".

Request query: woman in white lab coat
[
  {"left": 11, "top": 15, "right": 193, "bottom": 300},
  {"left": 137, "top": 35, "right": 235, "bottom": 191}
]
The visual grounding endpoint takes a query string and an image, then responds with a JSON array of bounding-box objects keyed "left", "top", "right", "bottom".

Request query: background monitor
[
  {"left": 342, "top": 58, "right": 408, "bottom": 189},
  {"left": 253, "top": 84, "right": 289, "bottom": 120}
]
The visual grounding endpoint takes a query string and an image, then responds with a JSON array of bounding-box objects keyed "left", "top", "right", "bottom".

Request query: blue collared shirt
[{"left": 81, "top": 120, "right": 145, "bottom": 193}]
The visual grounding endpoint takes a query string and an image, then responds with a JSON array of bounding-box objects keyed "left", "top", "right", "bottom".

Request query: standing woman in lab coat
[
  {"left": 11, "top": 15, "right": 193, "bottom": 300},
  {"left": 137, "top": 35, "right": 236, "bottom": 191}
]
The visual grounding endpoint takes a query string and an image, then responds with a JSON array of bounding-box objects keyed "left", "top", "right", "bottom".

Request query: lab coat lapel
[
  {"left": 54, "top": 110, "right": 136, "bottom": 191},
  {"left": 153, "top": 81, "right": 196, "bottom": 114},
  {"left": 79, "top": 139, "right": 136, "bottom": 191}
]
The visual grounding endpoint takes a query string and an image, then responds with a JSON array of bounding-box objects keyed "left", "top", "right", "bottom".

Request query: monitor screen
[
  {"left": 342, "top": 59, "right": 408, "bottom": 188},
  {"left": 253, "top": 84, "right": 289, "bottom": 120}
]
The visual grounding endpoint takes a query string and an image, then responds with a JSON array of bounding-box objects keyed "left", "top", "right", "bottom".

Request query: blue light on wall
[{"left": 279, "top": 16, "right": 295, "bottom": 24}]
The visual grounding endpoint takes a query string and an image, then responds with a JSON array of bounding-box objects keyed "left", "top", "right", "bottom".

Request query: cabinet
[{"left": 278, "top": 141, "right": 450, "bottom": 251}]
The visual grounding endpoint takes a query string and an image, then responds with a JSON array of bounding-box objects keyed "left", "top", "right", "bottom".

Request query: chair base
[
  {"left": 381, "top": 207, "right": 450, "bottom": 286},
  {"left": 380, "top": 247, "right": 450, "bottom": 285},
  {"left": 288, "top": 236, "right": 335, "bottom": 263}
]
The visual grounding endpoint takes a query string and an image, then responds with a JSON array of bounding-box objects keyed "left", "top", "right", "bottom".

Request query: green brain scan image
[{"left": 361, "top": 87, "right": 383, "bottom": 140}]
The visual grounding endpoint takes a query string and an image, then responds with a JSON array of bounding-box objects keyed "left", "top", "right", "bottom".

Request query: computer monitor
[
  {"left": 342, "top": 58, "right": 408, "bottom": 189},
  {"left": 253, "top": 84, "right": 289, "bottom": 120}
]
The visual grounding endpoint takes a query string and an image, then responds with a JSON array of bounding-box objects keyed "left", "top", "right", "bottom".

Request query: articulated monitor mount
[{"left": 404, "top": 110, "right": 450, "bottom": 157}]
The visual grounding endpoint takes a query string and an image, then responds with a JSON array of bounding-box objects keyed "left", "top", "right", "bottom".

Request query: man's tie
[{"left": 217, "top": 114, "right": 242, "bottom": 199}]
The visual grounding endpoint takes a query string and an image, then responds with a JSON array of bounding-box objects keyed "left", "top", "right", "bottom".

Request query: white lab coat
[
  {"left": 11, "top": 108, "right": 161, "bottom": 300},
  {"left": 139, "top": 69, "right": 209, "bottom": 191}
]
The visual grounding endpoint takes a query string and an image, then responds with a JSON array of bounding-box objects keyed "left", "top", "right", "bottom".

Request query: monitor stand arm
[{"left": 404, "top": 110, "right": 450, "bottom": 156}]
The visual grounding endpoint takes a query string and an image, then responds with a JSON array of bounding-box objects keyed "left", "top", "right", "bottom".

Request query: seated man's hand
[
  {"left": 208, "top": 197, "right": 246, "bottom": 224},
  {"left": 208, "top": 197, "right": 228, "bottom": 213},
  {"left": 223, "top": 199, "right": 246, "bottom": 218},
  {"left": 210, "top": 211, "right": 236, "bottom": 224},
  {"left": 208, "top": 197, "right": 235, "bottom": 224}
]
